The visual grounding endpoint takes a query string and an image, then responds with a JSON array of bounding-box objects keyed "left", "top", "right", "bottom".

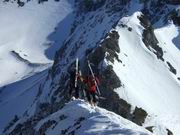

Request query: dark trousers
[
  {"left": 69, "top": 83, "right": 79, "bottom": 99},
  {"left": 86, "top": 91, "right": 97, "bottom": 103}
]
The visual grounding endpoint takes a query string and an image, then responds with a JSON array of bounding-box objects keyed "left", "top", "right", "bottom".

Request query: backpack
[{"left": 87, "top": 76, "right": 99, "bottom": 92}]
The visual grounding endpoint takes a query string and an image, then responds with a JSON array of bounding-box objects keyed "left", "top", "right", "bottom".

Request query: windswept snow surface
[
  {"left": 0, "top": 0, "right": 74, "bottom": 86},
  {"left": 113, "top": 12, "right": 180, "bottom": 134},
  {"left": 0, "top": 69, "right": 49, "bottom": 133},
  {"left": 34, "top": 100, "right": 151, "bottom": 135}
]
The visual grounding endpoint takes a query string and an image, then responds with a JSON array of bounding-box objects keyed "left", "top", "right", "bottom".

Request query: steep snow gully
[{"left": 0, "top": 0, "right": 180, "bottom": 135}]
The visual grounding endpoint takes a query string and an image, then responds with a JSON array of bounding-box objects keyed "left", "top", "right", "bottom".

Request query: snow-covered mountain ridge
[
  {"left": 0, "top": 0, "right": 180, "bottom": 135},
  {"left": 6, "top": 100, "right": 152, "bottom": 135}
]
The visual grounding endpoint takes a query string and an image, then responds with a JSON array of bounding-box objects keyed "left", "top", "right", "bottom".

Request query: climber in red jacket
[{"left": 84, "top": 75, "right": 100, "bottom": 106}]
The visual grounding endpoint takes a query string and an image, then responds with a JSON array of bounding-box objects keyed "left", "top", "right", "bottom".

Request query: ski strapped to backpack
[
  {"left": 87, "top": 60, "right": 101, "bottom": 95},
  {"left": 75, "top": 58, "right": 79, "bottom": 88}
]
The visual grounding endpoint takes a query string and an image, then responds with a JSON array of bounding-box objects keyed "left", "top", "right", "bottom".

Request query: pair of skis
[
  {"left": 87, "top": 60, "right": 101, "bottom": 96},
  {"left": 74, "top": 58, "right": 87, "bottom": 99},
  {"left": 74, "top": 58, "right": 102, "bottom": 98}
]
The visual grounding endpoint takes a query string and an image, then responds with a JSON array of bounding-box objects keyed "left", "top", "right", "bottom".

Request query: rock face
[
  {"left": 166, "top": 61, "right": 177, "bottom": 75},
  {"left": 141, "top": 0, "right": 180, "bottom": 26},
  {"left": 85, "top": 30, "right": 148, "bottom": 125},
  {"left": 167, "top": 0, "right": 180, "bottom": 5},
  {"left": 138, "top": 14, "right": 164, "bottom": 61},
  {"left": 3, "top": 0, "right": 57, "bottom": 6},
  {"left": 170, "top": 10, "right": 180, "bottom": 26}
]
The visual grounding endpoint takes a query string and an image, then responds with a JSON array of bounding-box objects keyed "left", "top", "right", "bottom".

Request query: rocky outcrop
[
  {"left": 11, "top": 50, "right": 50, "bottom": 68},
  {"left": 79, "top": 0, "right": 105, "bottom": 11},
  {"left": 85, "top": 30, "right": 148, "bottom": 125},
  {"left": 167, "top": 128, "right": 173, "bottom": 135},
  {"left": 141, "top": 0, "right": 179, "bottom": 26},
  {"left": 3, "top": 115, "right": 19, "bottom": 133},
  {"left": 3, "top": 0, "right": 59, "bottom": 6},
  {"left": 132, "top": 107, "right": 147, "bottom": 126},
  {"left": 166, "top": 61, "right": 177, "bottom": 75},
  {"left": 169, "top": 9, "right": 180, "bottom": 26},
  {"left": 61, "top": 117, "right": 85, "bottom": 135},
  {"left": 38, "top": 120, "right": 57, "bottom": 135},
  {"left": 138, "top": 14, "right": 164, "bottom": 61},
  {"left": 167, "top": 0, "right": 180, "bottom": 5}
]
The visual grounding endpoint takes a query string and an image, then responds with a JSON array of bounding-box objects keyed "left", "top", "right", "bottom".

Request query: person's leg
[
  {"left": 86, "top": 91, "right": 91, "bottom": 104},
  {"left": 87, "top": 92, "right": 94, "bottom": 106},
  {"left": 69, "top": 83, "right": 73, "bottom": 98},
  {"left": 79, "top": 82, "right": 84, "bottom": 99},
  {"left": 92, "top": 92, "right": 98, "bottom": 106},
  {"left": 75, "top": 86, "right": 79, "bottom": 99}
]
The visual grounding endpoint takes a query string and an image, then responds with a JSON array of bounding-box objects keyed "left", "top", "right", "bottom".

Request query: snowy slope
[
  {"left": 26, "top": 1, "right": 179, "bottom": 134},
  {"left": 0, "top": 0, "right": 75, "bottom": 133},
  {"left": 0, "top": 0, "right": 74, "bottom": 86},
  {"left": 0, "top": 0, "right": 180, "bottom": 135},
  {"left": 112, "top": 12, "right": 180, "bottom": 134},
  {"left": 6, "top": 100, "right": 152, "bottom": 135},
  {"left": 0, "top": 69, "right": 49, "bottom": 133}
]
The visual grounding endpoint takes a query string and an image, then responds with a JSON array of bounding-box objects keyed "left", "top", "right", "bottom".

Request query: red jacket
[{"left": 84, "top": 76, "right": 99, "bottom": 92}]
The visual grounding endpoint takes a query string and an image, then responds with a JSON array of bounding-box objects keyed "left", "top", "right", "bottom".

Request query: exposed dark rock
[
  {"left": 61, "top": 117, "right": 85, "bottom": 135},
  {"left": 38, "top": 0, "right": 48, "bottom": 4},
  {"left": 51, "top": 72, "right": 69, "bottom": 103},
  {"left": 146, "top": 126, "right": 154, "bottom": 133},
  {"left": 83, "top": 0, "right": 94, "bottom": 11},
  {"left": 118, "top": 24, "right": 132, "bottom": 32},
  {"left": 3, "top": 115, "right": 19, "bottom": 133},
  {"left": 128, "top": 27, "right": 132, "bottom": 31},
  {"left": 87, "top": 30, "right": 120, "bottom": 66},
  {"left": 80, "top": 0, "right": 105, "bottom": 11},
  {"left": 83, "top": 30, "right": 132, "bottom": 119},
  {"left": 88, "top": 46, "right": 106, "bottom": 66},
  {"left": 105, "top": 0, "right": 130, "bottom": 14},
  {"left": 61, "top": 127, "right": 70, "bottom": 135},
  {"left": 167, "top": 0, "right": 180, "bottom": 5},
  {"left": 167, "top": 128, "right": 173, "bottom": 135},
  {"left": 84, "top": 29, "right": 148, "bottom": 126},
  {"left": 9, "top": 121, "right": 35, "bottom": 135},
  {"left": 17, "top": 0, "right": 25, "bottom": 7},
  {"left": 178, "top": 77, "right": 180, "bottom": 81},
  {"left": 138, "top": 14, "right": 164, "bottom": 61},
  {"left": 3, "top": 0, "right": 60, "bottom": 6},
  {"left": 38, "top": 120, "right": 57, "bottom": 135},
  {"left": 169, "top": 9, "right": 180, "bottom": 26},
  {"left": 36, "top": 84, "right": 43, "bottom": 99},
  {"left": 166, "top": 61, "right": 177, "bottom": 75},
  {"left": 104, "top": 31, "right": 120, "bottom": 52},
  {"left": 59, "top": 115, "right": 67, "bottom": 121},
  {"left": 140, "top": 0, "right": 179, "bottom": 26},
  {"left": 101, "top": 65, "right": 122, "bottom": 89},
  {"left": 132, "top": 107, "right": 148, "bottom": 126},
  {"left": 146, "top": 125, "right": 173, "bottom": 134},
  {"left": 101, "top": 30, "right": 121, "bottom": 63},
  {"left": 11, "top": 50, "right": 49, "bottom": 68},
  {"left": 74, "top": 117, "right": 85, "bottom": 126},
  {"left": 9, "top": 100, "right": 66, "bottom": 135},
  {"left": 99, "top": 66, "right": 131, "bottom": 119}
]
